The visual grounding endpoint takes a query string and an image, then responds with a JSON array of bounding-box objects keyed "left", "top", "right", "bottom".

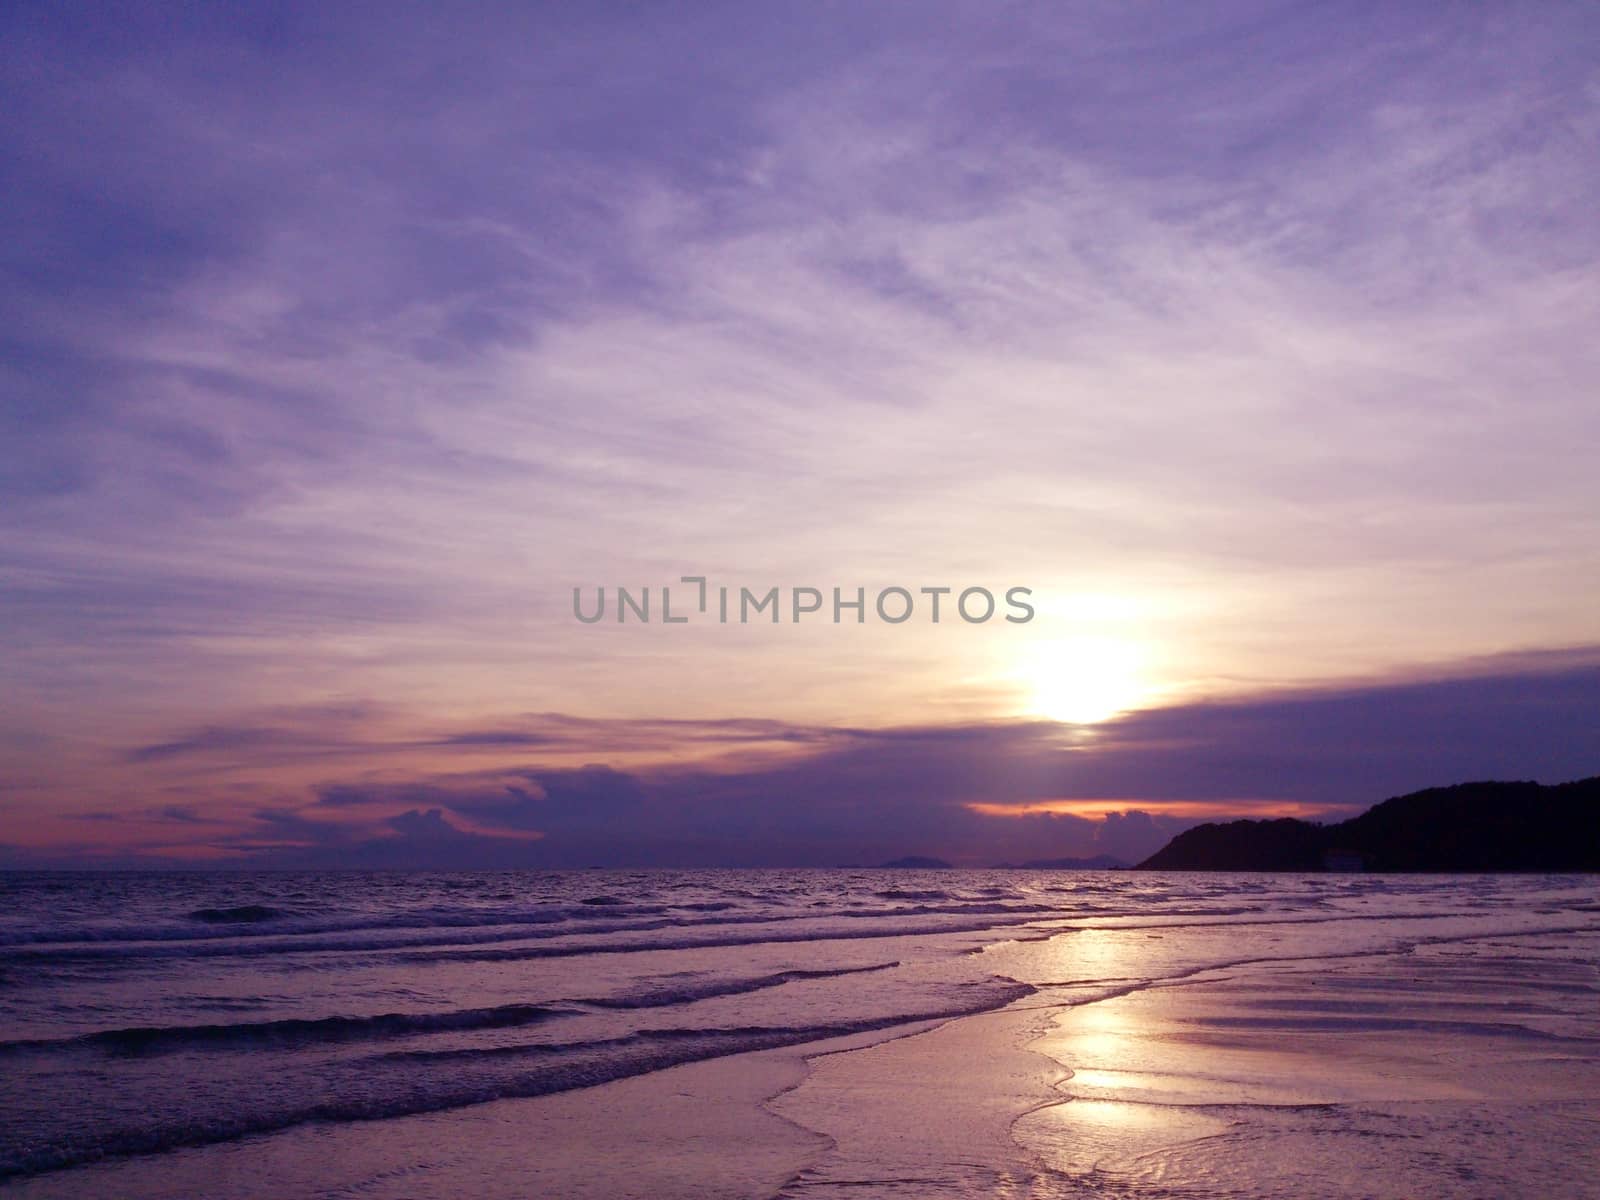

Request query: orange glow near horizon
[{"left": 966, "top": 798, "right": 1346, "bottom": 821}]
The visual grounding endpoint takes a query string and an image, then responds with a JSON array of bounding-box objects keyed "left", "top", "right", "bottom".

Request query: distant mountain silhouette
[
  {"left": 1139, "top": 778, "right": 1600, "bottom": 871},
  {"left": 994, "top": 854, "right": 1131, "bottom": 870},
  {"left": 877, "top": 855, "right": 953, "bottom": 869}
]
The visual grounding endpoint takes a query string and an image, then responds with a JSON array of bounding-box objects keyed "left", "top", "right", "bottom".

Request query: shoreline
[
  {"left": 769, "top": 996, "right": 1069, "bottom": 1194},
  {"left": 0, "top": 1015, "right": 972, "bottom": 1200},
  {"left": 6, "top": 880, "right": 1597, "bottom": 1198}
]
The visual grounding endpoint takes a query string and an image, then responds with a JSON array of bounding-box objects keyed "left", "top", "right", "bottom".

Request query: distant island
[
  {"left": 878, "top": 856, "right": 953, "bottom": 869},
  {"left": 994, "top": 855, "right": 1130, "bottom": 870},
  {"left": 1139, "top": 777, "right": 1600, "bottom": 872}
]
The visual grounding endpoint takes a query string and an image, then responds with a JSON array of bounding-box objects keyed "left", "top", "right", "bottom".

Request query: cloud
[
  {"left": 125, "top": 711, "right": 865, "bottom": 771},
  {"left": 212, "top": 806, "right": 547, "bottom": 871},
  {"left": 128, "top": 725, "right": 325, "bottom": 765},
  {"left": 8, "top": 654, "right": 1599, "bottom": 868},
  {"left": 1094, "top": 811, "right": 1177, "bottom": 865},
  {"left": 145, "top": 656, "right": 1597, "bottom": 869}
]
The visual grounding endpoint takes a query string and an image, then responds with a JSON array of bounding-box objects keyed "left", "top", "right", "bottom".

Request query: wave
[
  {"left": 0, "top": 889, "right": 1097, "bottom": 955},
  {"left": 0, "top": 980, "right": 1033, "bottom": 1181},
  {"left": 0, "top": 903, "right": 1062, "bottom": 965},
  {"left": 0, "top": 900, "right": 688, "bottom": 950},
  {"left": 0, "top": 1002, "right": 571, "bottom": 1058},
  {"left": 586, "top": 962, "right": 897, "bottom": 1010},
  {"left": 391, "top": 915, "right": 1052, "bottom": 965},
  {"left": 185, "top": 905, "right": 290, "bottom": 924},
  {"left": 0, "top": 963, "right": 900, "bottom": 1058}
]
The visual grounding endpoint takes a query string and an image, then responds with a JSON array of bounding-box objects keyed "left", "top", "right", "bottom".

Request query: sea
[{"left": 1, "top": 869, "right": 1596, "bottom": 1196}]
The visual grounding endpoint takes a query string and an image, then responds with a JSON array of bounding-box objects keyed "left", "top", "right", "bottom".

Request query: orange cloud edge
[{"left": 965, "top": 798, "right": 1345, "bottom": 821}]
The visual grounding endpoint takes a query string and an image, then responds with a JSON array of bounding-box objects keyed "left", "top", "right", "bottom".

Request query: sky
[{"left": 2, "top": 2, "right": 1598, "bottom": 868}]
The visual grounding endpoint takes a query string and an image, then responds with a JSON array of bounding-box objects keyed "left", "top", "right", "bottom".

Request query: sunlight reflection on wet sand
[{"left": 1017, "top": 932, "right": 1600, "bottom": 1198}]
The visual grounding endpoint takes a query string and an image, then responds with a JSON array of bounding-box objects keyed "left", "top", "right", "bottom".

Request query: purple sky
[{"left": 2, "top": 3, "right": 1598, "bottom": 867}]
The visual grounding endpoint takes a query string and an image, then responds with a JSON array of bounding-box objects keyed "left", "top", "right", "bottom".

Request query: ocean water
[{"left": 1, "top": 869, "right": 1596, "bottom": 1195}]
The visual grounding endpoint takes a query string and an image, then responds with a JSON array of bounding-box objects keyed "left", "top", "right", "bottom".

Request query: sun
[{"left": 1019, "top": 636, "right": 1149, "bottom": 725}]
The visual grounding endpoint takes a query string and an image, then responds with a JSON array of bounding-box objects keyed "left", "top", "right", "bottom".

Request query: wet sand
[
  {"left": 773, "top": 925, "right": 1600, "bottom": 1199},
  {"left": 1015, "top": 940, "right": 1600, "bottom": 1198}
]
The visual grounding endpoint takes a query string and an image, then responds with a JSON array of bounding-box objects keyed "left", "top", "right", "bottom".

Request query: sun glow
[{"left": 1019, "top": 635, "right": 1150, "bottom": 725}]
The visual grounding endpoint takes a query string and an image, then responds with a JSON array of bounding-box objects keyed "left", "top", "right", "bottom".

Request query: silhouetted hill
[
  {"left": 1139, "top": 777, "right": 1600, "bottom": 872},
  {"left": 1139, "top": 818, "right": 1328, "bottom": 871},
  {"left": 878, "top": 855, "right": 952, "bottom": 869}
]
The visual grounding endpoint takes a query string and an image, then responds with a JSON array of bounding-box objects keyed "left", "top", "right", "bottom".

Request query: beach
[
  {"left": 2, "top": 870, "right": 1596, "bottom": 1198},
  {"left": 7, "top": 4, "right": 1600, "bottom": 1196}
]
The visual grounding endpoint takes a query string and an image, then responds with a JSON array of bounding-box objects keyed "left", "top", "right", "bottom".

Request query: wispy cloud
[{"left": 3, "top": 5, "right": 1597, "bottom": 859}]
